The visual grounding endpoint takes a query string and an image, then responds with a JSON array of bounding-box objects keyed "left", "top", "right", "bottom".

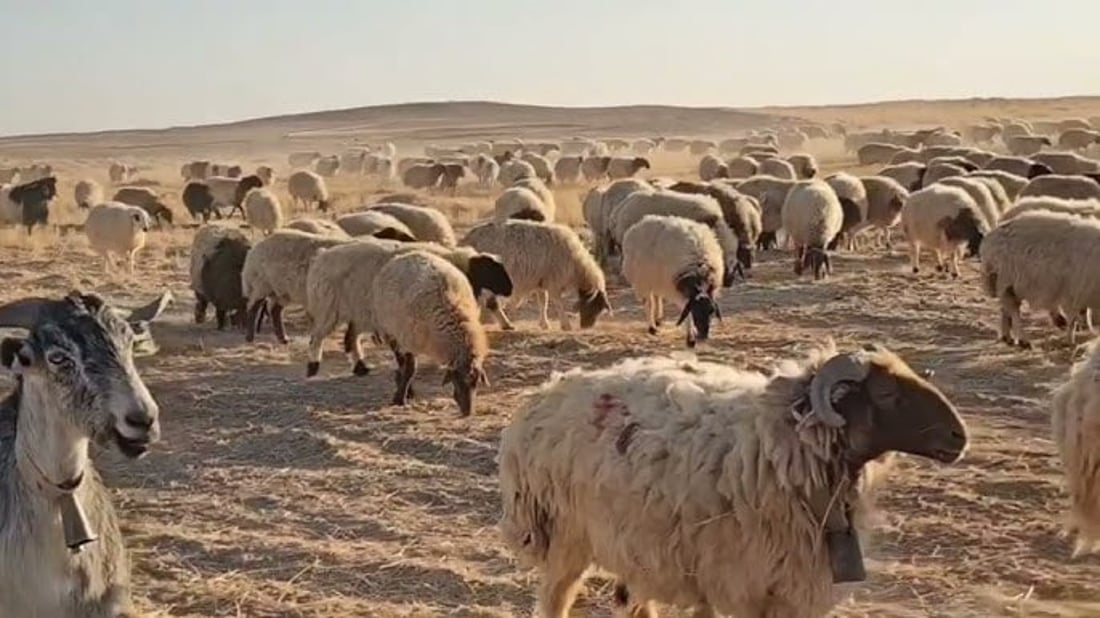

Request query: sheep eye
[{"left": 46, "top": 349, "right": 70, "bottom": 366}]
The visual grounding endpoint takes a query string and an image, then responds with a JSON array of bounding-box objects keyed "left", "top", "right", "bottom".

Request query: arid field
[{"left": 4, "top": 98, "right": 1100, "bottom": 617}]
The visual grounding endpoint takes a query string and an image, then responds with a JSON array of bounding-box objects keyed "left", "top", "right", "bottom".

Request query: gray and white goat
[{"left": 0, "top": 290, "right": 170, "bottom": 616}]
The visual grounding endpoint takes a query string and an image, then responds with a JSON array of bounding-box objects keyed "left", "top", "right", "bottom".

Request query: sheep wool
[
  {"left": 242, "top": 187, "right": 284, "bottom": 235},
  {"left": 1051, "top": 339, "right": 1100, "bottom": 555},
  {"left": 494, "top": 186, "right": 551, "bottom": 222},
  {"left": 74, "top": 179, "right": 103, "bottom": 210},
  {"left": 1019, "top": 174, "right": 1100, "bottom": 202},
  {"left": 284, "top": 218, "right": 351, "bottom": 238},
  {"left": 1002, "top": 196, "right": 1100, "bottom": 222},
  {"left": 370, "top": 203, "right": 456, "bottom": 246},
  {"left": 781, "top": 180, "right": 843, "bottom": 279},
  {"left": 287, "top": 170, "right": 330, "bottom": 211},
  {"left": 83, "top": 202, "right": 151, "bottom": 274},
  {"left": 336, "top": 211, "right": 416, "bottom": 241},
  {"left": 901, "top": 184, "right": 987, "bottom": 277}
]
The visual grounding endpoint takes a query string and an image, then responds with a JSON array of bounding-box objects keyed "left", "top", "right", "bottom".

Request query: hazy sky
[{"left": 3, "top": 0, "right": 1099, "bottom": 136}]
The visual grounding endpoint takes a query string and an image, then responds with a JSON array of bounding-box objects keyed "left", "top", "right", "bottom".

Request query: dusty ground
[{"left": 4, "top": 99, "right": 1100, "bottom": 617}]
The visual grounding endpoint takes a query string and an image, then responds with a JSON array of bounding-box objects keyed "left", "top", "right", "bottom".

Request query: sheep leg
[
  {"left": 127, "top": 249, "right": 136, "bottom": 275},
  {"left": 345, "top": 322, "right": 369, "bottom": 376},
  {"left": 645, "top": 296, "right": 658, "bottom": 335},
  {"left": 270, "top": 303, "right": 289, "bottom": 344},
  {"left": 949, "top": 249, "right": 960, "bottom": 279},
  {"left": 101, "top": 252, "right": 112, "bottom": 273},
  {"left": 908, "top": 241, "right": 921, "bottom": 273},
  {"left": 194, "top": 294, "right": 209, "bottom": 324},
  {"left": 538, "top": 290, "right": 551, "bottom": 330},
  {"left": 245, "top": 298, "right": 266, "bottom": 342},
  {"left": 655, "top": 296, "right": 664, "bottom": 327},
  {"left": 689, "top": 607, "right": 716, "bottom": 618},
  {"left": 215, "top": 308, "right": 228, "bottom": 330},
  {"left": 555, "top": 292, "right": 572, "bottom": 331},
  {"left": 485, "top": 295, "right": 515, "bottom": 331},
  {"left": 537, "top": 549, "right": 588, "bottom": 618},
  {"left": 998, "top": 288, "right": 1029, "bottom": 349},
  {"left": 391, "top": 352, "right": 417, "bottom": 405}
]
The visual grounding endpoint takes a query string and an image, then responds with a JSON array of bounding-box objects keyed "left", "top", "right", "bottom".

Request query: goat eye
[{"left": 46, "top": 350, "right": 69, "bottom": 366}]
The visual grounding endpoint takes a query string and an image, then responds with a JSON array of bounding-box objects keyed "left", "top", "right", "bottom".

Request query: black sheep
[
  {"left": 182, "top": 181, "right": 218, "bottom": 222},
  {"left": 198, "top": 235, "right": 251, "bottom": 330},
  {"left": 8, "top": 176, "right": 57, "bottom": 234}
]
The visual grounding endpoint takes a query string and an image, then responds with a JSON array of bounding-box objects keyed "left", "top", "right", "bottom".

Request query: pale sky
[{"left": 3, "top": 0, "right": 1099, "bottom": 136}]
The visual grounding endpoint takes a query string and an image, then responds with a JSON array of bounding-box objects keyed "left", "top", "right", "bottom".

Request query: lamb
[
  {"left": 520, "top": 152, "right": 555, "bottom": 185},
  {"left": 968, "top": 169, "right": 1029, "bottom": 201},
  {"left": 621, "top": 215, "right": 724, "bottom": 346},
  {"left": 937, "top": 176, "right": 1001, "bottom": 230},
  {"left": 304, "top": 239, "right": 511, "bottom": 377},
  {"left": 1051, "top": 340, "right": 1100, "bottom": 556},
  {"left": 1058, "top": 129, "right": 1100, "bottom": 151},
  {"left": 336, "top": 211, "right": 417, "bottom": 241},
  {"left": 759, "top": 158, "right": 797, "bottom": 180},
  {"left": 781, "top": 180, "right": 844, "bottom": 279},
  {"left": 73, "top": 179, "right": 102, "bottom": 210},
  {"left": 878, "top": 162, "right": 926, "bottom": 192},
  {"left": 370, "top": 251, "right": 490, "bottom": 415},
  {"left": 462, "top": 220, "right": 612, "bottom": 331},
  {"left": 0, "top": 292, "right": 167, "bottom": 618},
  {"left": 553, "top": 156, "right": 582, "bottom": 185},
  {"left": 858, "top": 143, "right": 910, "bottom": 165},
  {"left": 369, "top": 203, "right": 456, "bottom": 246},
  {"left": 787, "top": 153, "right": 819, "bottom": 179},
  {"left": 611, "top": 191, "right": 740, "bottom": 286},
  {"left": 1033, "top": 152, "right": 1100, "bottom": 175},
  {"left": 83, "top": 202, "right": 152, "bottom": 274},
  {"left": 498, "top": 342, "right": 966, "bottom": 618},
  {"left": 182, "top": 181, "right": 217, "bottom": 222},
  {"left": 901, "top": 184, "right": 987, "bottom": 277},
  {"left": 980, "top": 210, "right": 1100, "bottom": 347},
  {"left": 1007, "top": 135, "right": 1052, "bottom": 156},
  {"left": 283, "top": 217, "right": 350, "bottom": 238},
  {"left": 190, "top": 225, "right": 251, "bottom": 329},
  {"left": 727, "top": 156, "right": 759, "bottom": 179},
  {"left": 698, "top": 154, "right": 728, "bottom": 181},
  {"left": 984, "top": 156, "right": 1054, "bottom": 179},
  {"left": 607, "top": 156, "right": 650, "bottom": 180},
  {"left": 241, "top": 229, "right": 351, "bottom": 343},
  {"left": 287, "top": 170, "right": 331, "bottom": 212},
  {"left": 1018, "top": 174, "right": 1100, "bottom": 202},
  {"left": 580, "top": 156, "right": 611, "bottom": 182},
  {"left": 241, "top": 187, "right": 284, "bottom": 236},
  {"left": 471, "top": 154, "right": 501, "bottom": 187},
  {"left": 494, "top": 186, "right": 552, "bottom": 222},
  {"left": 112, "top": 186, "right": 173, "bottom": 227}
]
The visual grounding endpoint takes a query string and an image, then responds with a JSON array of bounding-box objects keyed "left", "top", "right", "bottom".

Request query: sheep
[
  {"left": 190, "top": 225, "right": 251, "bottom": 329},
  {"left": 335, "top": 211, "right": 416, "bottom": 241},
  {"left": 580, "top": 156, "right": 611, "bottom": 182},
  {"left": 287, "top": 170, "right": 331, "bottom": 212},
  {"left": 1001, "top": 196, "right": 1100, "bottom": 222},
  {"left": 598, "top": 179, "right": 654, "bottom": 261},
  {"left": 921, "top": 161, "right": 968, "bottom": 187},
  {"left": 698, "top": 154, "right": 728, "bottom": 181},
  {"left": 741, "top": 143, "right": 779, "bottom": 157},
  {"left": 83, "top": 202, "right": 152, "bottom": 274},
  {"left": 182, "top": 181, "right": 218, "bottom": 222},
  {"left": 340, "top": 149, "right": 369, "bottom": 175},
  {"left": 314, "top": 155, "right": 340, "bottom": 177},
  {"left": 112, "top": 186, "right": 173, "bottom": 226},
  {"left": 666, "top": 181, "right": 761, "bottom": 275},
  {"left": 1007, "top": 135, "right": 1052, "bottom": 156},
  {"left": 606, "top": 156, "right": 650, "bottom": 180},
  {"left": 553, "top": 156, "right": 582, "bottom": 185},
  {"left": 241, "top": 187, "right": 284, "bottom": 235},
  {"left": 858, "top": 176, "right": 909, "bottom": 249},
  {"left": 901, "top": 184, "right": 987, "bottom": 277},
  {"left": 255, "top": 165, "right": 275, "bottom": 184},
  {"left": 581, "top": 186, "right": 607, "bottom": 254},
  {"left": 726, "top": 155, "right": 759, "bottom": 179},
  {"left": 401, "top": 163, "right": 444, "bottom": 190},
  {"left": 780, "top": 180, "right": 844, "bottom": 279},
  {"left": 1051, "top": 339, "right": 1100, "bottom": 556},
  {"left": 732, "top": 175, "right": 797, "bottom": 249},
  {"left": 1058, "top": 129, "right": 1100, "bottom": 151},
  {"left": 462, "top": 220, "right": 612, "bottom": 331},
  {"left": 500, "top": 159, "right": 538, "bottom": 185},
  {"left": 1033, "top": 152, "right": 1100, "bottom": 175},
  {"left": 204, "top": 175, "right": 252, "bottom": 218},
  {"left": 632, "top": 138, "right": 656, "bottom": 155},
  {"left": 241, "top": 229, "right": 351, "bottom": 343},
  {"left": 18, "top": 163, "right": 53, "bottom": 182},
  {"left": 689, "top": 139, "right": 717, "bottom": 155},
  {"left": 858, "top": 143, "right": 910, "bottom": 165},
  {"left": 824, "top": 172, "right": 869, "bottom": 250},
  {"left": 778, "top": 129, "right": 809, "bottom": 150},
  {"left": 937, "top": 176, "right": 1000, "bottom": 230},
  {"left": 498, "top": 342, "right": 966, "bottom": 618},
  {"left": 927, "top": 156, "right": 978, "bottom": 174},
  {"left": 878, "top": 162, "right": 926, "bottom": 192},
  {"left": 663, "top": 137, "right": 689, "bottom": 152},
  {"left": 181, "top": 160, "right": 210, "bottom": 180},
  {"left": 984, "top": 156, "right": 1054, "bottom": 179},
  {"left": 368, "top": 203, "right": 456, "bottom": 246},
  {"left": 612, "top": 191, "right": 739, "bottom": 285},
  {"left": 621, "top": 215, "right": 724, "bottom": 346},
  {"left": 0, "top": 291, "right": 167, "bottom": 618},
  {"left": 1, "top": 177, "right": 56, "bottom": 234},
  {"left": 108, "top": 161, "right": 136, "bottom": 184},
  {"left": 968, "top": 169, "right": 1030, "bottom": 201},
  {"left": 304, "top": 239, "right": 511, "bottom": 377},
  {"left": 787, "top": 153, "right": 818, "bottom": 179},
  {"left": 1018, "top": 174, "right": 1100, "bottom": 202},
  {"left": 370, "top": 251, "right": 489, "bottom": 415},
  {"left": 437, "top": 163, "right": 468, "bottom": 193},
  {"left": 520, "top": 152, "right": 555, "bottom": 185},
  {"left": 1002, "top": 122, "right": 1033, "bottom": 139},
  {"left": 73, "top": 179, "right": 102, "bottom": 210},
  {"left": 961, "top": 150, "right": 997, "bottom": 168},
  {"left": 471, "top": 154, "right": 501, "bottom": 187},
  {"left": 494, "top": 187, "right": 551, "bottom": 222},
  {"left": 960, "top": 175, "right": 1012, "bottom": 215},
  {"left": 924, "top": 132, "right": 963, "bottom": 147},
  {"left": 283, "top": 217, "right": 350, "bottom": 238},
  {"left": 757, "top": 157, "right": 796, "bottom": 180},
  {"left": 980, "top": 210, "right": 1100, "bottom": 347}
]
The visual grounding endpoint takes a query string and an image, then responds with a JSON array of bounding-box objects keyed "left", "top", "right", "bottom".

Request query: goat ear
[{"left": 1, "top": 338, "right": 31, "bottom": 372}]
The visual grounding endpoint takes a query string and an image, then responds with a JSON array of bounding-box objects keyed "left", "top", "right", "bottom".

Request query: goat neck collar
[{"left": 15, "top": 443, "right": 85, "bottom": 497}]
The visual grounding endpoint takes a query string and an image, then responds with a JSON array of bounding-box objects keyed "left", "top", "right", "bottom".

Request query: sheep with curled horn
[{"left": 0, "top": 290, "right": 170, "bottom": 616}]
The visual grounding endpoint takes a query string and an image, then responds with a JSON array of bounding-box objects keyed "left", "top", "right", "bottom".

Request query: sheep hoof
[
  {"left": 911, "top": 267, "right": 919, "bottom": 274},
  {"left": 352, "top": 360, "right": 370, "bottom": 376},
  {"left": 647, "top": 325, "right": 658, "bottom": 335},
  {"left": 391, "top": 395, "right": 408, "bottom": 406},
  {"left": 686, "top": 337, "right": 697, "bottom": 349},
  {"left": 306, "top": 362, "right": 319, "bottom": 378},
  {"left": 1017, "top": 340, "right": 1033, "bottom": 350},
  {"left": 501, "top": 323, "right": 516, "bottom": 331},
  {"left": 934, "top": 264, "right": 944, "bottom": 273}
]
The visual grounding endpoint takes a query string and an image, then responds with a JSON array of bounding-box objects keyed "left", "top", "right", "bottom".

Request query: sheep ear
[{"left": 665, "top": 380, "right": 706, "bottom": 417}]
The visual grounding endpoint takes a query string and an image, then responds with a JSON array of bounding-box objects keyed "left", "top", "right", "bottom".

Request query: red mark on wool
[{"left": 592, "top": 394, "right": 629, "bottom": 431}]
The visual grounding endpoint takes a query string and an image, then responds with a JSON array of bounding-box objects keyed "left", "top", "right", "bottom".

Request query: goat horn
[
  {"left": 0, "top": 297, "right": 52, "bottom": 330},
  {"left": 808, "top": 352, "right": 872, "bottom": 427},
  {"left": 128, "top": 291, "right": 173, "bottom": 323}
]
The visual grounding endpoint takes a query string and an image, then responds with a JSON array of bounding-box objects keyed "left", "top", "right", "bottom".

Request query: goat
[
  {"left": 0, "top": 290, "right": 170, "bottom": 616},
  {"left": 3, "top": 176, "right": 57, "bottom": 234}
]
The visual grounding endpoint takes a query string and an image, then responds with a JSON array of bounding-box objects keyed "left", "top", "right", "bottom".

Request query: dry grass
[{"left": 3, "top": 98, "right": 1100, "bottom": 617}]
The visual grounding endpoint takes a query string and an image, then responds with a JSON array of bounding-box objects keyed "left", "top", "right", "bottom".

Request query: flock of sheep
[{"left": 4, "top": 112, "right": 1100, "bottom": 616}]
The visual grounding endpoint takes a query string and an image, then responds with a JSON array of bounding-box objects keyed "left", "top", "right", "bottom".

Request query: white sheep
[
  {"left": 369, "top": 202, "right": 456, "bottom": 246},
  {"left": 877, "top": 162, "right": 926, "bottom": 192},
  {"left": 688, "top": 139, "right": 718, "bottom": 155},
  {"left": 494, "top": 186, "right": 551, "bottom": 222},
  {"left": 598, "top": 178, "right": 654, "bottom": 261},
  {"left": 856, "top": 176, "right": 909, "bottom": 249},
  {"left": 288, "top": 151, "right": 321, "bottom": 167},
  {"left": 759, "top": 158, "right": 797, "bottom": 180},
  {"left": 607, "top": 156, "right": 650, "bottom": 180},
  {"left": 1007, "top": 135, "right": 1052, "bottom": 156},
  {"left": 968, "top": 169, "right": 1029, "bottom": 201},
  {"left": 726, "top": 156, "right": 759, "bottom": 179},
  {"left": 520, "top": 152, "right": 555, "bottom": 184},
  {"left": 471, "top": 154, "right": 500, "bottom": 188},
  {"left": 936, "top": 176, "right": 1000, "bottom": 231},
  {"left": 462, "top": 220, "right": 612, "bottom": 331},
  {"left": 901, "top": 184, "right": 987, "bottom": 277},
  {"left": 787, "top": 153, "right": 818, "bottom": 179},
  {"left": 858, "top": 143, "right": 910, "bottom": 165},
  {"left": 621, "top": 214, "right": 723, "bottom": 346},
  {"left": 1051, "top": 339, "right": 1100, "bottom": 556},
  {"left": 553, "top": 156, "right": 582, "bottom": 185},
  {"left": 241, "top": 229, "right": 350, "bottom": 343},
  {"left": 498, "top": 342, "right": 966, "bottom": 618},
  {"left": 581, "top": 186, "right": 607, "bottom": 258},
  {"left": 825, "top": 172, "right": 869, "bottom": 250},
  {"left": 734, "top": 175, "right": 798, "bottom": 249},
  {"left": 499, "top": 159, "right": 537, "bottom": 186},
  {"left": 83, "top": 202, "right": 151, "bottom": 274},
  {"left": 781, "top": 180, "right": 843, "bottom": 279},
  {"left": 242, "top": 187, "right": 284, "bottom": 236},
  {"left": 284, "top": 217, "right": 351, "bottom": 238},
  {"left": 108, "top": 161, "right": 136, "bottom": 184},
  {"left": 984, "top": 156, "right": 1053, "bottom": 179},
  {"left": 335, "top": 211, "right": 416, "bottom": 241},
  {"left": 980, "top": 210, "right": 1100, "bottom": 347},
  {"left": 698, "top": 154, "right": 728, "bottom": 181},
  {"left": 1018, "top": 174, "right": 1100, "bottom": 202},
  {"left": 632, "top": 138, "right": 656, "bottom": 155},
  {"left": 371, "top": 251, "right": 490, "bottom": 415},
  {"left": 512, "top": 177, "right": 557, "bottom": 221},
  {"left": 1033, "top": 152, "right": 1100, "bottom": 175},
  {"left": 1058, "top": 129, "right": 1100, "bottom": 151},
  {"left": 73, "top": 179, "right": 103, "bottom": 210},
  {"left": 1002, "top": 196, "right": 1100, "bottom": 222},
  {"left": 287, "top": 170, "right": 331, "bottom": 212}
]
